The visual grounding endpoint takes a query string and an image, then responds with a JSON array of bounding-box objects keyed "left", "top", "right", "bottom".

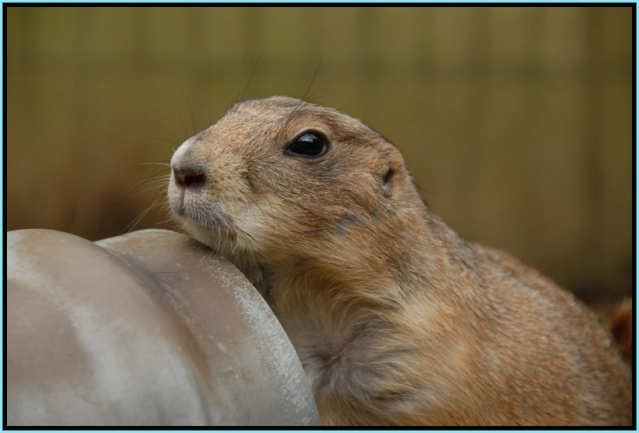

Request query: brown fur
[
  {"left": 167, "top": 96, "right": 632, "bottom": 426},
  {"left": 611, "top": 299, "right": 633, "bottom": 365}
]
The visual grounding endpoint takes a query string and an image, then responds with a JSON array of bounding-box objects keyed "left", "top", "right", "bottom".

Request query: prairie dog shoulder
[{"left": 168, "top": 96, "right": 631, "bottom": 426}]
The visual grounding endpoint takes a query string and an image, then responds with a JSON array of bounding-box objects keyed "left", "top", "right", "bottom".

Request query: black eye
[{"left": 286, "top": 132, "right": 329, "bottom": 158}]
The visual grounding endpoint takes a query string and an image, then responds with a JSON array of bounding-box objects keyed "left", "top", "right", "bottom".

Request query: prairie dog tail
[{"left": 611, "top": 298, "right": 633, "bottom": 365}]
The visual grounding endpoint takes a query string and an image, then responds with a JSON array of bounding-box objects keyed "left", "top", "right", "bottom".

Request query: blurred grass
[{"left": 6, "top": 6, "right": 633, "bottom": 300}]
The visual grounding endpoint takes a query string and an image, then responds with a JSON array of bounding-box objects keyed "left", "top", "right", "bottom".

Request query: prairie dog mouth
[{"left": 171, "top": 195, "right": 234, "bottom": 232}]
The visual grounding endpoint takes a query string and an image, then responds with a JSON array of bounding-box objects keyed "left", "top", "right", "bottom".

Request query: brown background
[{"left": 6, "top": 6, "right": 633, "bottom": 305}]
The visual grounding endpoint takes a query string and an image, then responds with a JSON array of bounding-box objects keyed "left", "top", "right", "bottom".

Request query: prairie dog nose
[
  {"left": 172, "top": 164, "right": 209, "bottom": 189},
  {"left": 170, "top": 134, "right": 211, "bottom": 189}
]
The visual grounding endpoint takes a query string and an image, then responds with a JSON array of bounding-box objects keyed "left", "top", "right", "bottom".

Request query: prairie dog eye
[{"left": 286, "top": 132, "right": 329, "bottom": 158}]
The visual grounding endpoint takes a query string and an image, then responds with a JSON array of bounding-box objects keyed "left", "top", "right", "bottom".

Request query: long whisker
[
  {"left": 239, "top": 47, "right": 266, "bottom": 102},
  {"left": 124, "top": 173, "right": 171, "bottom": 199},
  {"left": 140, "top": 161, "right": 171, "bottom": 168},
  {"left": 125, "top": 197, "right": 166, "bottom": 233},
  {"left": 301, "top": 55, "right": 323, "bottom": 103},
  {"left": 179, "top": 84, "right": 198, "bottom": 137}
]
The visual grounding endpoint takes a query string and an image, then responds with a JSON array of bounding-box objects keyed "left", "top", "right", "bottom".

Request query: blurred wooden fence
[{"left": 6, "top": 7, "right": 633, "bottom": 298}]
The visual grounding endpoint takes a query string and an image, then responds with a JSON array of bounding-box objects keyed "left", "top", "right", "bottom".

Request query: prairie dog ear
[
  {"left": 380, "top": 145, "right": 405, "bottom": 199},
  {"left": 381, "top": 167, "right": 395, "bottom": 198}
]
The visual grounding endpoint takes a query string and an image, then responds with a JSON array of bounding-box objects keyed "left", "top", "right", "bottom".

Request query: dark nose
[{"left": 173, "top": 165, "right": 208, "bottom": 189}]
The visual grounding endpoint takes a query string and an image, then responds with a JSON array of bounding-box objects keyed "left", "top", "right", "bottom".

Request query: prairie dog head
[{"left": 168, "top": 96, "right": 423, "bottom": 270}]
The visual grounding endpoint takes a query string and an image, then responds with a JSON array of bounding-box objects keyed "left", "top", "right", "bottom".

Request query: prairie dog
[{"left": 167, "top": 96, "right": 631, "bottom": 426}]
